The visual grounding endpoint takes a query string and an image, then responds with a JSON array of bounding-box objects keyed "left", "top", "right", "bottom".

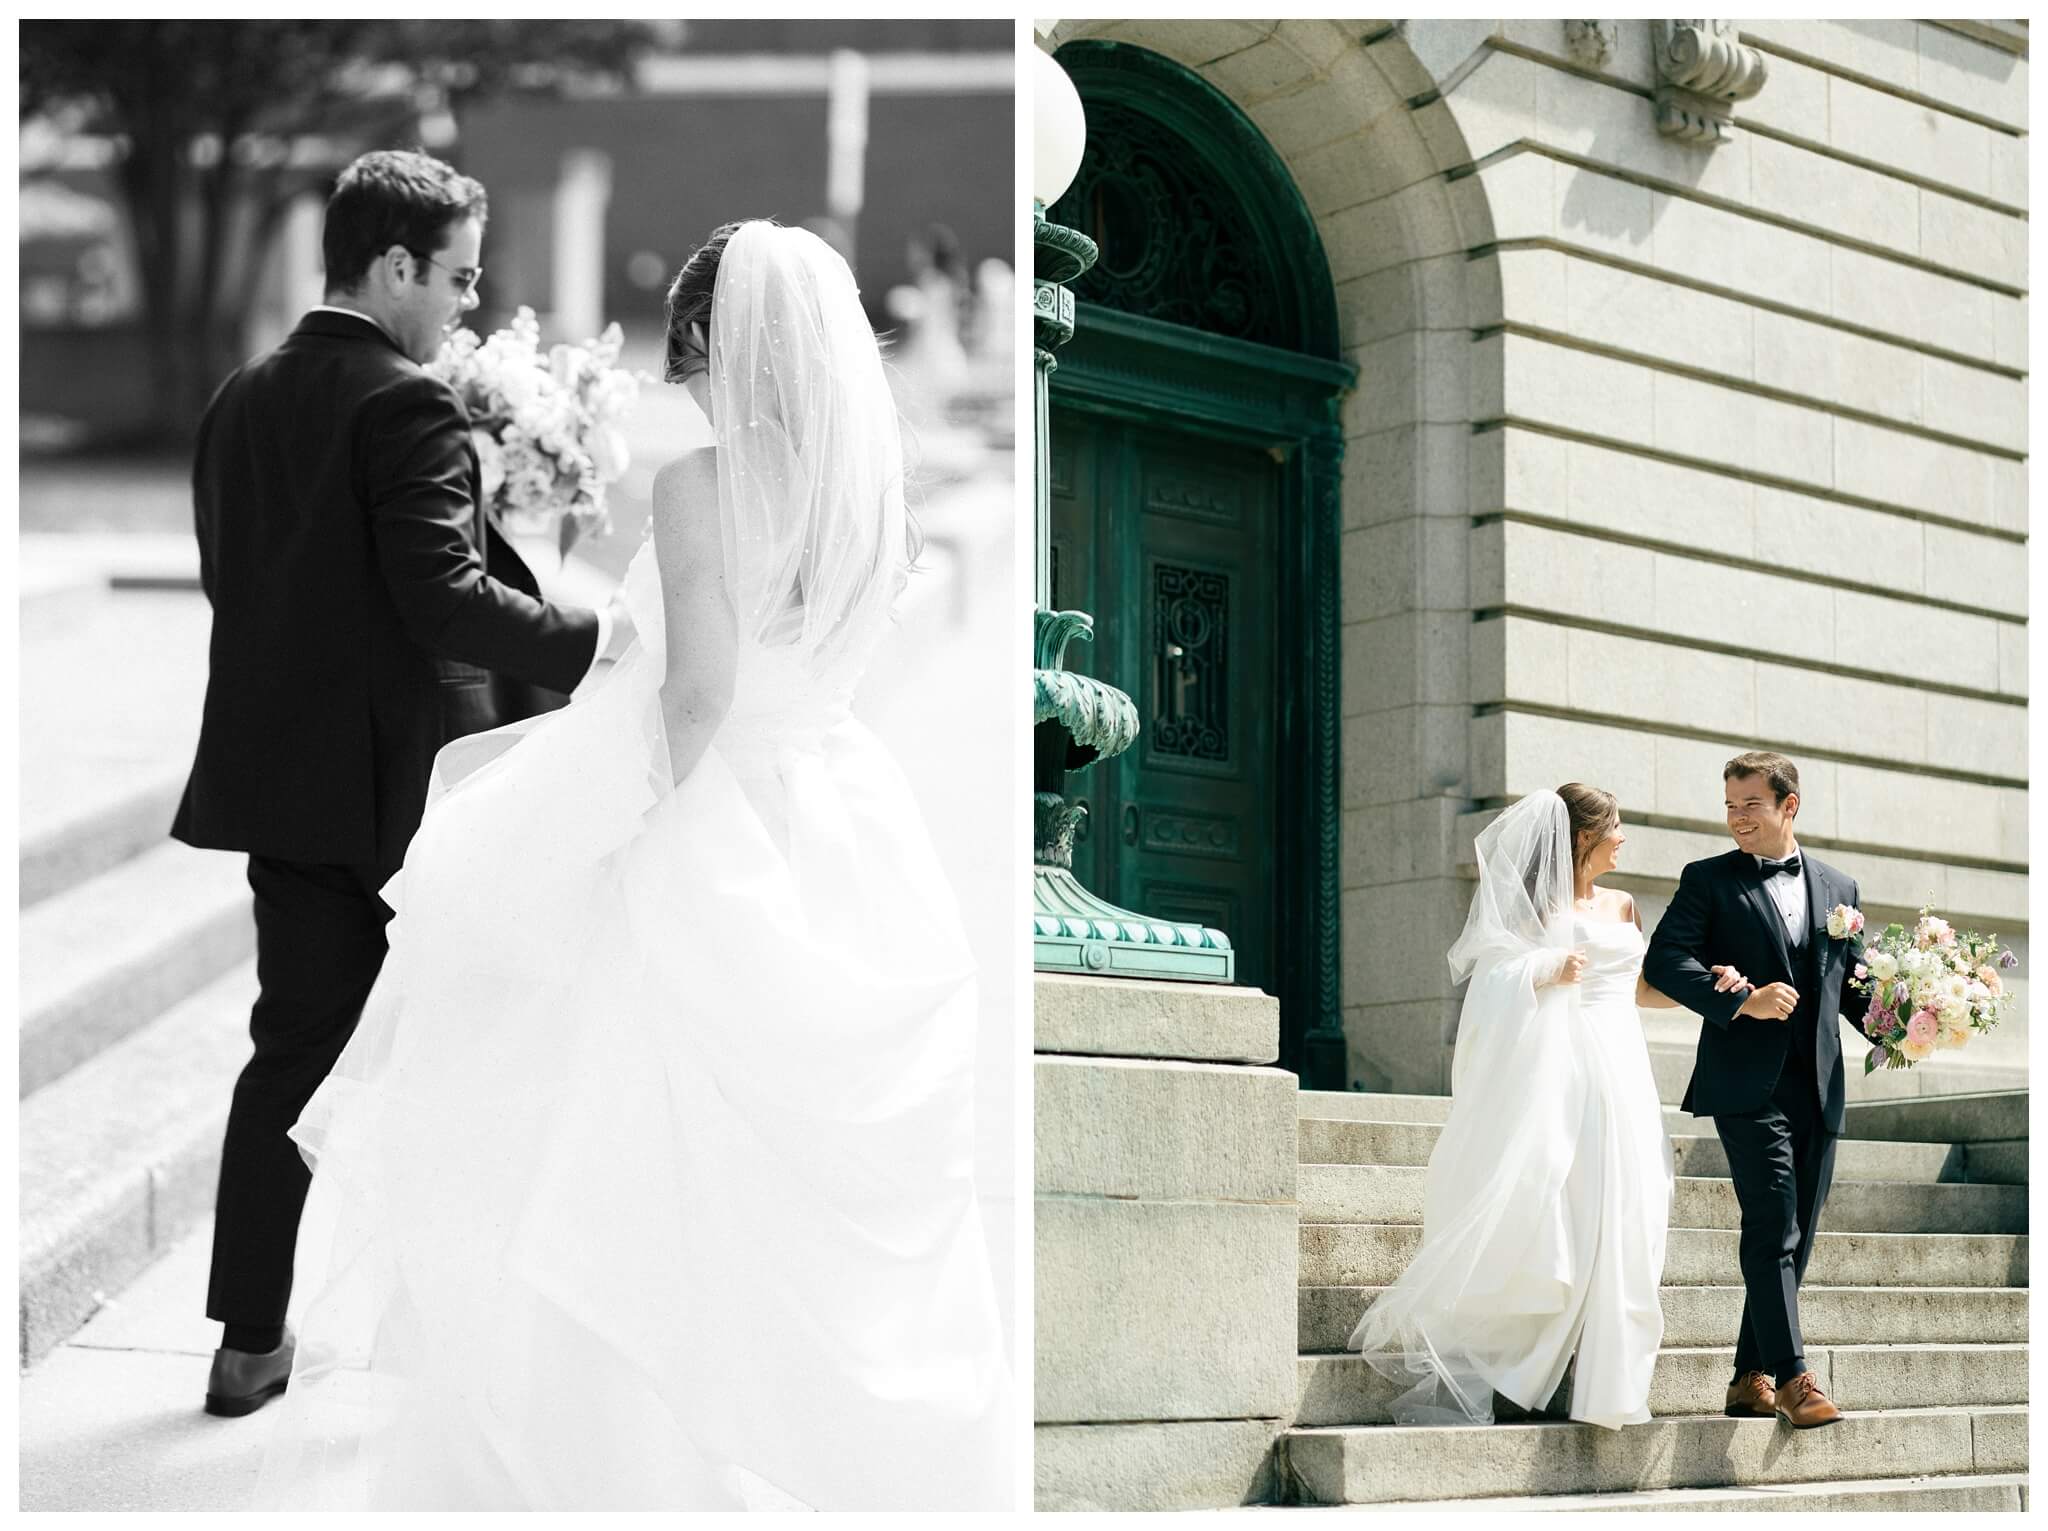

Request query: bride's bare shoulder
[
  {"left": 649, "top": 449, "right": 721, "bottom": 567},
  {"left": 1588, "top": 884, "right": 1637, "bottom": 924},
  {"left": 652, "top": 446, "right": 716, "bottom": 506}
]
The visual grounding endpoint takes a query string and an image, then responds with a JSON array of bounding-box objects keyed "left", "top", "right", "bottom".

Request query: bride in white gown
[
  {"left": 1347, "top": 784, "right": 1746, "bottom": 1430},
  {"left": 252, "top": 221, "right": 1011, "bottom": 1508}
]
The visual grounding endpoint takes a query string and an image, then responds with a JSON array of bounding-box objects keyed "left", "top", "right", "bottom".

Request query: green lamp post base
[
  {"left": 1034, "top": 864, "right": 1236, "bottom": 981},
  {"left": 1031, "top": 615, "right": 1235, "bottom": 986}
]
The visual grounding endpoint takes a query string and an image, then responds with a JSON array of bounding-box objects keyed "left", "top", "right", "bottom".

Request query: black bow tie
[{"left": 1760, "top": 855, "right": 1802, "bottom": 879}]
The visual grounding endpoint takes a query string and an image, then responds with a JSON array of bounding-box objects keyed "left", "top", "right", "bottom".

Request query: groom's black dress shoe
[{"left": 204, "top": 1331, "right": 294, "bottom": 1417}]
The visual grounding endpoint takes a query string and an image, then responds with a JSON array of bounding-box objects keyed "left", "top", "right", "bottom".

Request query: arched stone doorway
[
  {"left": 1046, "top": 39, "right": 1353, "bottom": 1082},
  {"left": 1044, "top": 19, "right": 1500, "bottom": 1094}
]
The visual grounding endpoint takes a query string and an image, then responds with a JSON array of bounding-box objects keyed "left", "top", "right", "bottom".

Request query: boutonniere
[{"left": 1825, "top": 903, "right": 1865, "bottom": 944}]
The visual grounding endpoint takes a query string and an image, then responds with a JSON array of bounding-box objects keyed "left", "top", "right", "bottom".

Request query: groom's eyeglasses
[{"left": 413, "top": 252, "right": 483, "bottom": 298}]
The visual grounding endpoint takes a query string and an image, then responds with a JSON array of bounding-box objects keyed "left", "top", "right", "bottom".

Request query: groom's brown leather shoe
[
  {"left": 1723, "top": 1370, "right": 1776, "bottom": 1417},
  {"left": 204, "top": 1332, "right": 294, "bottom": 1417},
  {"left": 1774, "top": 1371, "right": 1843, "bottom": 1429}
]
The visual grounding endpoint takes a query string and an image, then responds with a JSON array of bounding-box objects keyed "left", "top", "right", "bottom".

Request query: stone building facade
[{"left": 1042, "top": 17, "right": 2028, "bottom": 1100}]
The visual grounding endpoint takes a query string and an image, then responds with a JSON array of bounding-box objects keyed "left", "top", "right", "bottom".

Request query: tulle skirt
[
  {"left": 252, "top": 552, "right": 1010, "bottom": 1508},
  {"left": 1347, "top": 945, "right": 1672, "bottom": 1429}
]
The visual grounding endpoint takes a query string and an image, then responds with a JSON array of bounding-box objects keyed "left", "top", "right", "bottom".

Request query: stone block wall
[{"left": 1444, "top": 18, "right": 2029, "bottom": 1093}]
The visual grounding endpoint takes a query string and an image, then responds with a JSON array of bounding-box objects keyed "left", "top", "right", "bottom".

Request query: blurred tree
[{"left": 21, "top": 20, "right": 675, "bottom": 444}]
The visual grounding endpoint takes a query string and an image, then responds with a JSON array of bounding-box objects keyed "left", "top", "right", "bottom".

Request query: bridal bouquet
[
  {"left": 1843, "top": 903, "right": 2019, "bottom": 1073},
  {"left": 431, "top": 306, "right": 644, "bottom": 556}
]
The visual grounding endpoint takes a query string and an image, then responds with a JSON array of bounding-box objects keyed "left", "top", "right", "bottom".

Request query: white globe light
[{"left": 1032, "top": 47, "right": 1088, "bottom": 207}]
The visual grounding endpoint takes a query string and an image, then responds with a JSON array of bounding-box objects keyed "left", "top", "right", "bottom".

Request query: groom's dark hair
[
  {"left": 1724, "top": 750, "right": 1800, "bottom": 804},
  {"left": 322, "top": 149, "right": 487, "bottom": 296}
]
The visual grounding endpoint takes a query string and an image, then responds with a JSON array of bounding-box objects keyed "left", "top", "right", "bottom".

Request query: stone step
[
  {"left": 1345, "top": 1471, "right": 2029, "bottom": 1513},
  {"left": 1298, "top": 1116, "right": 1965, "bottom": 1182},
  {"left": 19, "top": 576, "right": 209, "bottom": 907},
  {"left": 19, "top": 839, "right": 252, "bottom": 1098},
  {"left": 1966, "top": 1142, "right": 2030, "bottom": 1184},
  {"left": 1295, "top": 1342, "right": 2027, "bottom": 1427},
  {"left": 19, "top": 961, "right": 255, "bottom": 1367},
  {"left": 1300, "top": 1224, "right": 2029, "bottom": 1290},
  {"left": 1303, "top": 1090, "right": 1719, "bottom": 1139},
  {"left": 19, "top": 564, "right": 106, "bottom": 631},
  {"left": 1299, "top": 1282, "right": 2032, "bottom": 1353},
  {"left": 19, "top": 767, "right": 188, "bottom": 909},
  {"left": 1296, "top": 1164, "right": 2028, "bottom": 1236},
  {"left": 1845, "top": 1090, "right": 2030, "bottom": 1145},
  {"left": 1283, "top": 1403, "right": 2027, "bottom": 1506},
  {"left": 1298, "top": 1091, "right": 1457, "bottom": 1124}
]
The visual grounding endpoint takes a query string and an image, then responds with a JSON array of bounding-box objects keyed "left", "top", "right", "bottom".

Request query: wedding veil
[
  {"left": 416, "top": 221, "right": 908, "bottom": 811},
  {"left": 1346, "top": 789, "right": 1591, "bottom": 1424},
  {"left": 1446, "top": 789, "right": 1577, "bottom": 983},
  {"left": 708, "top": 221, "right": 910, "bottom": 671}
]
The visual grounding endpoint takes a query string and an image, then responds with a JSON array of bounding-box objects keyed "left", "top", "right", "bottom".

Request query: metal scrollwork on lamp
[
  {"left": 1029, "top": 45, "right": 1234, "bottom": 983},
  {"left": 1653, "top": 20, "right": 1767, "bottom": 146}
]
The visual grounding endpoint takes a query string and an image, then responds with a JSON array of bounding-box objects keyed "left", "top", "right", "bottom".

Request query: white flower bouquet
[
  {"left": 431, "top": 306, "right": 644, "bottom": 558},
  {"left": 1844, "top": 903, "right": 2019, "bottom": 1073}
]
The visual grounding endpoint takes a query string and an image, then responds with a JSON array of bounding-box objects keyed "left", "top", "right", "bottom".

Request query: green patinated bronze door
[{"left": 1050, "top": 406, "right": 1279, "bottom": 993}]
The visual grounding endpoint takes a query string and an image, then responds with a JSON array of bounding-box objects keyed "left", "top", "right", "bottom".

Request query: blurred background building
[
  {"left": 22, "top": 19, "right": 1012, "bottom": 455},
  {"left": 18, "top": 21, "right": 1017, "bottom": 1509}
]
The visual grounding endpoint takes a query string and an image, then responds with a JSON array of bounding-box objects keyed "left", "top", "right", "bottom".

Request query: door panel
[{"left": 1049, "top": 406, "right": 1278, "bottom": 994}]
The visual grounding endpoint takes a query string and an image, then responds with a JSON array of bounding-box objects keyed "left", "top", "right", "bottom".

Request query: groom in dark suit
[
  {"left": 171, "top": 149, "right": 633, "bottom": 1414},
  {"left": 1643, "top": 751, "right": 1862, "bottom": 1430}
]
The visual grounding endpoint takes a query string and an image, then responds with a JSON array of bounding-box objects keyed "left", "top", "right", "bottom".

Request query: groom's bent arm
[
  {"left": 363, "top": 375, "right": 597, "bottom": 694},
  {"left": 1643, "top": 861, "right": 1745, "bottom": 1029}
]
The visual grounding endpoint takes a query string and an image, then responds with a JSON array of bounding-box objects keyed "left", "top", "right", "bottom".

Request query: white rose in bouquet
[{"left": 1937, "top": 1005, "right": 1973, "bottom": 1048}]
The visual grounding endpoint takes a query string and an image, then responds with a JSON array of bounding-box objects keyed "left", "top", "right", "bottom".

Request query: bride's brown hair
[
  {"left": 1557, "top": 782, "right": 1619, "bottom": 875},
  {"left": 662, "top": 221, "right": 745, "bottom": 383}
]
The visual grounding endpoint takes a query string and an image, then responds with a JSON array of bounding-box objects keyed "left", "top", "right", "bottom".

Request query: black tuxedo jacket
[
  {"left": 1643, "top": 847, "right": 1863, "bottom": 1134},
  {"left": 171, "top": 309, "right": 599, "bottom": 872}
]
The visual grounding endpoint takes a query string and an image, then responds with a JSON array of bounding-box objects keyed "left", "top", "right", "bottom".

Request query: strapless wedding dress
[
  {"left": 1348, "top": 913, "right": 1674, "bottom": 1429},
  {"left": 251, "top": 542, "right": 1011, "bottom": 1508}
]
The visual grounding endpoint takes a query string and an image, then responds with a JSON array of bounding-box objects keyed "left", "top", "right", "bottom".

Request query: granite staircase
[
  {"left": 18, "top": 572, "right": 255, "bottom": 1367},
  {"left": 1282, "top": 1088, "right": 2029, "bottom": 1511}
]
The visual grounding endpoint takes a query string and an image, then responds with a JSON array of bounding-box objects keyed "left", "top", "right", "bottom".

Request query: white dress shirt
[
  {"left": 1753, "top": 842, "right": 1809, "bottom": 945},
  {"left": 306, "top": 307, "right": 610, "bottom": 676}
]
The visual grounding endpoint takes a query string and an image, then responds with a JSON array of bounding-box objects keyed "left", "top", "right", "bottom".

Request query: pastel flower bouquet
[
  {"left": 1840, "top": 902, "right": 2019, "bottom": 1073},
  {"left": 430, "top": 306, "right": 644, "bottom": 559}
]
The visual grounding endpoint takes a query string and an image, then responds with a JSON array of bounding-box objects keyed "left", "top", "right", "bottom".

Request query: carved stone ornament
[
  {"left": 1652, "top": 20, "right": 1767, "bottom": 146},
  {"left": 1562, "top": 20, "right": 1616, "bottom": 67}
]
